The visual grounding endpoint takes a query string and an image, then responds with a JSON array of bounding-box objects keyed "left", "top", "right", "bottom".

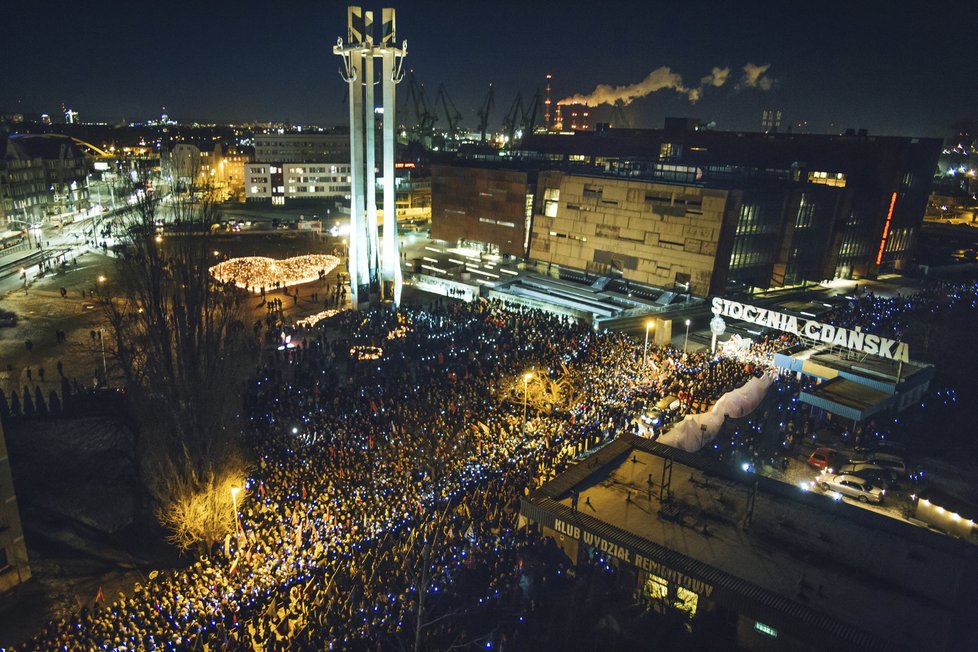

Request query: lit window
[
  {"left": 675, "top": 586, "right": 698, "bottom": 617},
  {"left": 754, "top": 622, "right": 777, "bottom": 638}
]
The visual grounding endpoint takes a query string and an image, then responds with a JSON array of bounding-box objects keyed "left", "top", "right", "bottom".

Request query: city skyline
[{"left": 3, "top": 0, "right": 974, "bottom": 137}]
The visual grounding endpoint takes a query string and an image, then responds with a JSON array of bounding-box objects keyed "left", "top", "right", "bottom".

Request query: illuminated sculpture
[{"left": 335, "top": 6, "right": 406, "bottom": 308}]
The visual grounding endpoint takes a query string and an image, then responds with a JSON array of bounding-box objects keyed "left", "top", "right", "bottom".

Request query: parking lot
[{"left": 765, "top": 437, "right": 918, "bottom": 523}]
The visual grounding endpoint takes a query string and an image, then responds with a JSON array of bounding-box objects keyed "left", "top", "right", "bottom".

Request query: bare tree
[
  {"left": 497, "top": 363, "right": 581, "bottom": 414},
  {"left": 99, "top": 170, "right": 249, "bottom": 547}
]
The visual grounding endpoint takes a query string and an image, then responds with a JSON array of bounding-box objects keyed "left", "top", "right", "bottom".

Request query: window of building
[
  {"left": 645, "top": 574, "right": 669, "bottom": 602},
  {"left": 582, "top": 185, "right": 602, "bottom": 201},
  {"left": 808, "top": 171, "right": 846, "bottom": 188},
  {"left": 543, "top": 187, "right": 560, "bottom": 217},
  {"left": 674, "top": 586, "right": 698, "bottom": 617},
  {"left": 754, "top": 622, "right": 778, "bottom": 638},
  {"left": 795, "top": 194, "right": 816, "bottom": 229}
]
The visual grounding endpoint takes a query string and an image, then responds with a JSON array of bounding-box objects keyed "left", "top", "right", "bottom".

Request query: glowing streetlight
[
  {"left": 154, "top": 234, "right": 163, "bottom": 243},
  {"left": 643, "top": 320, "right": 655, "bottom": 365},
  {"left": 230, "top": 485, "right": 242, "bottom": 540},
  {"left": 684, "top": 319, "right": 691, "bottom": 354},
  {"left": 522, "top": 372, "right": 533, "bottom": 437},
  {"left": 97, "top": 275, "right": 106, "bottom": 284}
]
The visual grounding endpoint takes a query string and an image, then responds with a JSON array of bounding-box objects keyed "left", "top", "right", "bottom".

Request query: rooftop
[{"left": 525, "top": 434, "right": 977, "bottom": 651}]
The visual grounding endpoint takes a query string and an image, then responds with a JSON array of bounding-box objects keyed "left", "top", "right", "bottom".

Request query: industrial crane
[
  {"left": 404, "top": 70, "right": 436, "bottom": 144},
  {"left": 476, "top": 84, "right": 495, "bottom": 143},
  {"left": 434, "top": 84, "right": 463, "bottom": 145},
  {"left": 501, "top": 92, "right": 524, "bottom": 145},
  {"left": 500, "top": 89, "right": 542, "bottom": 147},
  {"left": 522, "top": 89, "right": 541, "bottom": 136}
]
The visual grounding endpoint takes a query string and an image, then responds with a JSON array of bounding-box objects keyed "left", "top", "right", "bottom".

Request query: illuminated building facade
[
  {"left": 244, "top": 163, "right": 351, "bottom": 205},
  {"left": 556, "top": 103, "right": 590, "bottom": 132},
  {"left": 248, "top": 133, "right": 350, "bottom": 205},
  {"left": 163, "top": 142, "right": 251, "bottom": 202},
  {"left": 432, "top": 124, "right": 939, "bottom": 294},
  {"left": 0, "top": 133, "right": 89, "bottom": 227},
  {"left": 520, "top": 124, "right": 940, "bottom": 291}
]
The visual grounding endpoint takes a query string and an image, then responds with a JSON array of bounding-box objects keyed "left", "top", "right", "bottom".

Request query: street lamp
[
  {"left": 96, "top": 328, "right": 108, "bottom": 387},
  {"left": 522, "top": 372, "right": 533, "bottom": 437},
  {"left": 643, "top": 320, "right": 655, "bottom": 365},
  {"left": 684, "top": 319, "right": 691, "bottom": 354},
  {"left": 230, "top": 485, "right": 242, "bottom": 540}
]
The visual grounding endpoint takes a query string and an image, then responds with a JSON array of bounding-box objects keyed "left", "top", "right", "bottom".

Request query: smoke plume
[
  {"left": 558, "top": 66, "right": 689, "bottom": 107},
  {"left": 700, "top": 67, "right": 730, "bottom": 88},
  {"left": 558, "top": 63, "right": 771, "bottom": 107},
  {"left": 737, "top": 63, "right": 774, "bottom": 91}
]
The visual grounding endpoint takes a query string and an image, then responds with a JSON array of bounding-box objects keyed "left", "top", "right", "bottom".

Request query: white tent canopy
[{"left": 657, "top": 373, "right": 774, "bottom": 453}]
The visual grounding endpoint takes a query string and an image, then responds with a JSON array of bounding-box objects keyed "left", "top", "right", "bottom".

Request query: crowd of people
[
  {"left": 23, "top": 278, "right": 978, "bottom": 650},
  {"left": 15, "top": 295, "right": 782, "bottom": 650}
]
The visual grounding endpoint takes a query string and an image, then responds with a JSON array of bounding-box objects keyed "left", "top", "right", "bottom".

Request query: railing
[{"left": 0, "top": 242, "right": 29, "bottom": 259}]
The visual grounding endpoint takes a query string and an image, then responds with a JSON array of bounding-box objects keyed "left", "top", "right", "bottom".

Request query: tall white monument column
[
  {"left": 335, "top": 5, "right": 405, "bottom": 309},
  {"left": 380, "top": 7, "right": 405, "bottom": 303},
  {"left": 363, "top": 11, "right": 381, "bottom": 290}
]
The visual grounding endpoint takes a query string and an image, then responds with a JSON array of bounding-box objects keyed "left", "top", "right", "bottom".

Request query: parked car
[
  {"left": 808, "top": 447, "right": 842, "bottom": 471},
  {"left": 851, "top": 452, "right": 907, "bottom": 479},
  {"left": 655, "top": 395, "right": 681, "bottom": 412},
  {"left": 818, "top": 473, "right": 885, "bottom": 504},
  {"left": 837, "top": 462, "right": 894, "bottom": 487}
]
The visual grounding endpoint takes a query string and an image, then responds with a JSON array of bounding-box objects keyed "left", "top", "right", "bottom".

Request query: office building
[
  {"left": 247, "top": 133, "right": 352, "bottom": 205},
  {"left": 429, "top": 122, "right": 941, "bottom": 295},
  {"left": 431, "top": 164, "right": 535, "bottom": 257},
  {"left": 253, "top": 132, "right": 349, "bottom": 163},
  {"left": 245, "top": 162, "right": 352, "bottom": 205}
]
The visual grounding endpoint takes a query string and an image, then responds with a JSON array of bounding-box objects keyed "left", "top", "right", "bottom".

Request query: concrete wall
[{"left": 0, "top": 420, "right": 30, "bottom": 592}]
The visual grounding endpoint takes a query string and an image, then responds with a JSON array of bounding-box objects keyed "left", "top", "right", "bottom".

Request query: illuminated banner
[{"left": 711, "top": 297, "right": 909, "bottom": 363}]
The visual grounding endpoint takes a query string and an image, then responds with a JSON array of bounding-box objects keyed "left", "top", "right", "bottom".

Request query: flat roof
[
  {"left": 525, "top": 434, "right": 975, "bottom": 651},
  {"left": 801, "top": 377, "right": 891, "bottom": 420},
  {"left": 777, "top": 345, "right": 932, "bottom": 383},
  {"left": 410, "top": 242, "right": 694, "bottom": 319}
]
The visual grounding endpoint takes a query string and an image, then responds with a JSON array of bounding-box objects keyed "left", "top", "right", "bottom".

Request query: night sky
[{"left": 3, "top": 0, "right": 973, "bottom": 138}]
